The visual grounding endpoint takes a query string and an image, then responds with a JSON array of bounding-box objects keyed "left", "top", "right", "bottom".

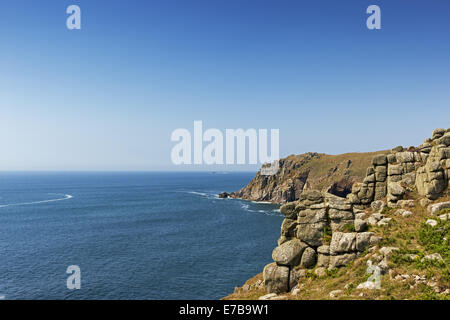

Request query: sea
[{"left": 0, "top": 172, "right": 282, "bottom": 300}]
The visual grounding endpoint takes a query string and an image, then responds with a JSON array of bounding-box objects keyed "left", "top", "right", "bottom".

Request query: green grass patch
[
  {"left": 380, "top": 206, "right": 394, "bottom": 215},
  {"left": 323, "top": 225, "right": 332, "bottom": 244},
  {"left": 418, "top": 219, "right": 449, "bottom": 263},
  {"left": 342, "top": 223, "right": 355, "bottom": 232}
]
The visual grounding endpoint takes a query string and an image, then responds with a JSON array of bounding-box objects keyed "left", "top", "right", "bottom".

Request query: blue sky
[{"left": 0, "top": 0, "right": 449, "bottom": 171}]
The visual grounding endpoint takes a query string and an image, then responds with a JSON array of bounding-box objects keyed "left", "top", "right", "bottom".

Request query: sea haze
[{"left": 0, "top": 172, "right": 282, "bottom": 299}]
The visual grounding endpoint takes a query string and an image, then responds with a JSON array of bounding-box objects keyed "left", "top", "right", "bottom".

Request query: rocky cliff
[
  {"left": 229, "top": 151, "right": 388, "bottom": 203},
  {"left": 225, "top": 128, "right": 450, "bottom": 300}
]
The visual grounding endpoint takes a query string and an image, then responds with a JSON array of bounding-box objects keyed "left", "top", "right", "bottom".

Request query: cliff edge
[
  {"left": 229, "top": 151, "right": 388, "bottom": 203},
  {"left": 225, "top": 127, "right": 450, "bottom": 300}
]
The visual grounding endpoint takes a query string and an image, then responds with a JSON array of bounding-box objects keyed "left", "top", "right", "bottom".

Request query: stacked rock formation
[
  {"left": 264, "top": 190, "right": 380, "bottom": 293},
  {"left": 347, "top": 128, "right": 450, "bottom": 207},
  {"left": 416, "top": 128, "right": 450, "bottom": 200},
  {"left": 346, "top": 154, "right": 388, "bottom": 206},
  {"left": 263, "top": 128, "right": 450, "bottom": 294}
]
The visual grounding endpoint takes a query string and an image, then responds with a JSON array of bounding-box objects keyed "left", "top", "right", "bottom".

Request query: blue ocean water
[{"left": 0, "top": 172, "right": 282, "bottom": 300}]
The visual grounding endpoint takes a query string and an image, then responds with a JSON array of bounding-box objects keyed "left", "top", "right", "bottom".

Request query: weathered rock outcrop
[
  {"left": 263, "top": 190, "right": 380, "bottom": 293},
  {"left": 218, "top": 192, "right": 229, "bottom": 198},
  {"left": 230, "top": 153, "right": 317, "bottom": 203},
  {"left": 263, "top": 262, "right": 290, "bottom": 294},
  {"left": 261, "top": 128, "right": 450, "bottom": 294},
  {"left": 415, "top": 130, "right": 450, "bottom": 200},
  {"left": 346, "top": 128, "right": 450, "bottom": 206},
  {"left": 272, "top": 239, "right": 307, "bottom": 266}
]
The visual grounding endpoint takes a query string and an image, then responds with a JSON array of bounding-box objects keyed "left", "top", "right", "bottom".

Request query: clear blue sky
[{"left": 1, "top": 0, "right": 449, "bottom": 171}]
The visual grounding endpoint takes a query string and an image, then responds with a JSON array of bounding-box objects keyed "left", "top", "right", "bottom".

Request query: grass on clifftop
[{"left": 284, "top": 150, "right": 388, "bottom": 191}]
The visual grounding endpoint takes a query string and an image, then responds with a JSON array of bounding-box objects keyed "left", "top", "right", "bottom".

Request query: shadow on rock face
[{"left": 327, "top": 177, "right": 354, "bottom": 198}]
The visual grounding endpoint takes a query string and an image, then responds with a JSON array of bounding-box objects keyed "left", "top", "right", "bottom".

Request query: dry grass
[
  {"left": 284, "top": 150, "right": 388, "bottom": 191},
  {"left": 222, "top": 273, "right": 266, "bottom": 300}
]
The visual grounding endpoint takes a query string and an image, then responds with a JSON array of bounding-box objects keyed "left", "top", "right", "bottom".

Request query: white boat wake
[{"left": 0, "top": 194, "right": 73, "bottom": 208}]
